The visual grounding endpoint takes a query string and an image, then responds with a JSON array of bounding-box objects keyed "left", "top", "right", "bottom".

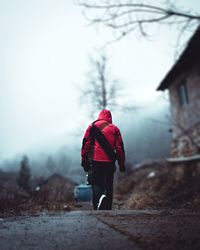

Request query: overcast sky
[{"left": 0, "top": 0, "right": 199, "bottom": 160}]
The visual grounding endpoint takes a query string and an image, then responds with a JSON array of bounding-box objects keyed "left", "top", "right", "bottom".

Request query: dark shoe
[{"left": 97, "top": 194, "right": 107, "bottom": 210}]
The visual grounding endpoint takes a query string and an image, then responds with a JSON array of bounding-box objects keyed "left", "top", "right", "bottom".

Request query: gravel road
[{"left": 1, "top": 209, "right": 200, "bottom": 250}]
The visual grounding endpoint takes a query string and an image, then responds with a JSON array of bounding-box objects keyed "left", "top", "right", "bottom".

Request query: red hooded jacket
[{"left": 81, "top": 109, "right": 125, "bottom": 167}]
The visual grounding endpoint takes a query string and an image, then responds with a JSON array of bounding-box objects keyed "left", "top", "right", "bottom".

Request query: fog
[
  {"left": 0, "top": 0, "right": 198, "bottom": 180},
  {"left": 0, "top": 96, "right": 171, "bottom": 183}
]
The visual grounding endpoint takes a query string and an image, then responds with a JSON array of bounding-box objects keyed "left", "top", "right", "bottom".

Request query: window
[{"left": 177, "top": 83, "right": 189, "bottom": 106}]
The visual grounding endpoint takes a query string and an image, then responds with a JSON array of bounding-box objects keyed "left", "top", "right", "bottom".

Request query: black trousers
[{"left": 91, "top": 161, "right": 116, "bottom": 210}]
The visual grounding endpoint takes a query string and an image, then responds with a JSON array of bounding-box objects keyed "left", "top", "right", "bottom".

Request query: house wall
[{"left": 169, "top": 66, "right": 200, "bottom": 157}]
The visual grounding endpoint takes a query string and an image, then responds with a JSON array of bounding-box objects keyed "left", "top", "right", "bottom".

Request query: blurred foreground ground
[
  {"left": 1, "top": 209, "right": 200, "bottom": 250},
  {"left": 1, "top": 160, "right": 200, "bottom": 250}
]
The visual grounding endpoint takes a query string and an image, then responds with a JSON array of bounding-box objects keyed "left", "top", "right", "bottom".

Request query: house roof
[{"left": 157, "top": 26, "right": 200, "bottom": 91}]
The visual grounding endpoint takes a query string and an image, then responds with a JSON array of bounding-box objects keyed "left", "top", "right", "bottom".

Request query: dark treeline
[{"left": 0, "top": 146, "right": 83, "bottom": 184}]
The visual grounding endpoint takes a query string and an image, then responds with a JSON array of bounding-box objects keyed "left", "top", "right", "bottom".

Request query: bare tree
[
  {"left": 78, "top": 0, "right": 200, "bottom": 44},
  {"left": 17, "top": 155, "right": 31, "bottom": 194},
  {"left": 80, "top": 53, "right": 133, "bottom": 117},
  {"left": 45, "top": 156, "right": 56, "bottom": 175}
]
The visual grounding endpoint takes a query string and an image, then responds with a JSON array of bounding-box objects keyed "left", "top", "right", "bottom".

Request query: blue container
[{"left": 74, "top": 184, "right": 92, "bottom": 202}]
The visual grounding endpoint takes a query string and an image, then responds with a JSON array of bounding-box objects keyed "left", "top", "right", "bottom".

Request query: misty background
[{"left": 1, "top": 0, "right": 198, "bottom": 182}]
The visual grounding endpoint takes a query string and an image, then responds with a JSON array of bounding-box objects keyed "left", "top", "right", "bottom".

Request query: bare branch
[
  {"left": 79, "top": 2, "right": 200, "bottom": 19},
  {"left": 79, "top": 2, "right": 172, "bottom": 13},
  {"left": 106, "top": 14, "right": 173, "bottom": 29},
  {"left": 78, "top": 0, "right": 200, "bottom": 46}
]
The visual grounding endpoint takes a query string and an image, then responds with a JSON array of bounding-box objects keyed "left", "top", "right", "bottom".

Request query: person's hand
[
  {"left": 81, "top": 159, "right": 89, "bottom": 172},
  {"left": 119, "top": 164, "right": 126, "bottom": 172}
]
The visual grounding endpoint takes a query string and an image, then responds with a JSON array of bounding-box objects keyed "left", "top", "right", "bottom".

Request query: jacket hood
[{"left": 98, "top": 109, "right": 112, "bottom": 123}]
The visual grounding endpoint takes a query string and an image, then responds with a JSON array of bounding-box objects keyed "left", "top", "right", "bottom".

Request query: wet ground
[{"left": 1, "top": 209, "right": 200, "bottom": 250}]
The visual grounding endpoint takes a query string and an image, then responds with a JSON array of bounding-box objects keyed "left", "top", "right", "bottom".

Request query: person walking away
[{"left": 81, "top": 109, "right": 126, "bottom": 210}]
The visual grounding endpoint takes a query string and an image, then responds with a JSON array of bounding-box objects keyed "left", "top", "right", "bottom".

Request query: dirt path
[{"left": 0, "top": 209, "right": 200, "bottom": 250}]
